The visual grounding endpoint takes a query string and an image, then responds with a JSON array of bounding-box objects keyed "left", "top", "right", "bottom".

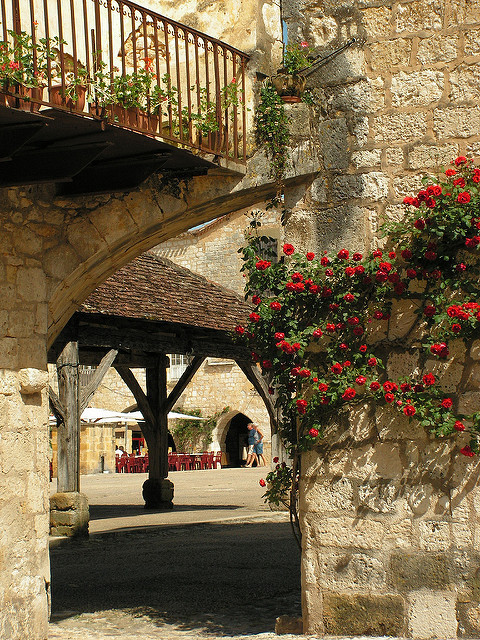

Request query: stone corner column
[{"left": 49, "top": 492, "right": 89, "bottom": 537}]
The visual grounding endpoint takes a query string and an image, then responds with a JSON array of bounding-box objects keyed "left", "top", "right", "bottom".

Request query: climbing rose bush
[{"left": 236, "top": 157, "right": 480, "bottom": 458}]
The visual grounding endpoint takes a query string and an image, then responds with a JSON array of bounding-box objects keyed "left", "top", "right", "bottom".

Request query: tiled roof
[{"left": 80, "top": 252, "right": 252, "bottom": 332}]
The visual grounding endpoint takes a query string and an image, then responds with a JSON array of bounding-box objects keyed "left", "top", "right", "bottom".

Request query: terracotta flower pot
[
  {"left": 6, "top": 86, "right": 44, "bottom": 112},
  {"left": 281, "top": 95, "right": 302, "bottom": 104},
  {"left": 271, "top": 73, "right": 306, "bottom": 99},
  {"left": 49, "top": 84, "right": 87, "bottom": 111}
]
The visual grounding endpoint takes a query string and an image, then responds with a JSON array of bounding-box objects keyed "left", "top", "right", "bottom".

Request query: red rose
[
  {"left": 313, "top": 328, "right": 323, "bottom": 337},
  {"left": 441, "top": 398, "right": 453, "bottom": 409},
  {"left": 385, "top": 393, "right": 395, "bottom": 403},
  {"left": 252, "top": 295, "right": 261, "bottom": 305},
  {"left": 424, "top": 251, "right": 437, "bottom": 261},
  {"left": 309, "top": 427, "right": 319, "bottom": 438},
  {"left": 456, "top": 263, "right": 467, "bottom": 272},
  {"left": 318, "top": 383, "right": 329, "bottom": 393},
  {"left": 274, "top": 332, "right": 285, "bottom": 340},
  {"left": 291, "top": 272, "right": 303, "bottom": 282},
  {"left": 249, "top": 312, "right": 260, "bottom": 323},
  {"left": 296, "top": 399, "right": 308, "bottom": 414},
  {"left": 345, "top": 266, "right": 355, "bottom": 276},
  {"left": 262, "top": 360, "right": 272, "bottom": 369},
  {"left": 343, "top": 360, "right": 352, "bottom": 367},
  {"left": 460, "top": 445, "right": 474, "bottom": 457},
  {"left": 259, "top": 478, "right": 266, "bottom": 487},
  {"left": 368, "top": 357, "right": 377, "bottom": 367},
  {"left": 455, "top": 421, "right": 465, "bottom": 432},
  {"left": 306, "top": 252, "right": 315, "bottom": 261},
  {"left": 373, "top": 310, "right": 384, "bottom": 320},
  {"left": 299, "top": 369, "right": 311, "bottom": 378},
  {"left": 273, "top": 457, "right": 279, "bottom": 463},
  {"left": 255, "top": 260, "right": 271, "bottom": 270},
  {"left": 455, "top": 156, "right": 467, "bottom": 166},
  {"left": 338, "top": 249, "right": 349, "bottom": 260},
  {"left": 322, "top": 287, "right": 333, "bottom": 297},
  {"left": 451, "top": 323, "right": 462, "bottom": 334},
  {"left": 342, "top": 387, "right": 356, "bottom": 400},
  {"left": 321, "top": 256, "right": 329, "bottom": 266},
  {"left": 353, "top": 252, "right": 363, "bottom": 261},
  {"left": 403, "top": 405, "right": 416, "bottom": 416},
  {"left": 339, "top": 343, "right": 349, "bottom": 351},
  {"left": 401, "top": 249, "right": 412, "bottom": 260},
  {"left": 383, "top": 381, "right": 395, "bottom": 392},
  {"left": 355, "top": 265, "right": 365, "bottom": 274},
  {"left": 372, "top": 250, "right": 383, "bottom": 258},
  {"left": 406, "top": 268, "right": 417, "bottom": 279},
  {"left": 347, "top": 316, "right": 360, "bottom": 325},
  {"left": 424, "top": 305, "right": 436, "bottom": 317},
  {"left": 414, "top": 218, "right": 426, "bottom": 230},
  {"left": 375, "top": 271, "right": 388, "bottom": 283},
  {"left": 414, "top": 384, "right": 424, "bottom": 393},
  {"left": 270, "top": 301, "right": 281, "bottom": 311},
  {"left": 355, "top": 376, "right": 367, "bottom": 386},
  {"left": 430, "top": 342, "right": 449, "bottom": 358},
  {"left": 465, "top": 237, "right": 479, "bottom": 249},
  {"left": 453, "top": 177, "right": 466, "bottom": 187},
  {"left": 400, "top": 383, "right": 411, "bottom": 393},
  {"left": 235, "top": 325, "right": 245, "bottom": 335},
  {"left": 326, "top": 323, "right": 336, "bottom": 332},
  {"left": 353, "top": 326, "right": 364, "bottom": 336},
  {"left": 445, "top": 168, "right": 457, "bottom": 176},
  {"left": 331, "top": 363, "right": 343, "bottom": 374},
  {"left": 423, "top": 373, "right": 436, "bottom": 386},
  {"left": 370, "top": 381, "right": 380, "bottom": 391},
  {"left": 283, "top": 243, "right": 295, "bottom": 255},
  {"left": 457, "top": 191, "right": 471, "bottom": 203},
  {"left": 359, "top": 344, "right": 367, "bottom": 353}
]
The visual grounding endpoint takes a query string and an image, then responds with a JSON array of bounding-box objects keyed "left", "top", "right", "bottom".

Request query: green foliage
[
  {"left": 172, "top": 406, "right": 230, "bottom": 453},
  {"left": 236, "top": 156, "right": 480, "bottom": 462},
  {"left": 255, "top": 81, "right": 289, "bottom": 183},
  {"left": 0, "top": 30, "right": 61, "bottom": 89},
  {"left": 261, "top": 460, "right": 294, "bottom": 507},
  {"left": 283, "top": 42, "right": 316, "bottom": 75}
]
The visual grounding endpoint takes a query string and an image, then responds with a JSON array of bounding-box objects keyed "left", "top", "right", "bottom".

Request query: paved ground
[{"left": 48, "top": 468, "right": 403, "bottom": 640}]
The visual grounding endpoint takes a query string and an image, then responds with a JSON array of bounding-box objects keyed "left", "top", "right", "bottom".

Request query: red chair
[
  {"left": 126, "top": 454, "right": 137, "bottom": 473},
  {"left": 200, "top": 452, "right": 210, "bottom": 470},
  {"left": 178, "top": 454, "right": 193, "bottom": 471},
  {"left": 116, "top": 454, "right": 127, "bottom": 473},
  {"left": 168, "top": 453, "right": 180, "bottom": 471},
  {"left": 142, "top": 455, "right": 149, "bottom": 473},
  {"left": 213, "top": 452, "right": 222, "bottom": 469}
]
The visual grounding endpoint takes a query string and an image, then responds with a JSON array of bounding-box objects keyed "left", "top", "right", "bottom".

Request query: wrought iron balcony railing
[{"left": 0, "top": 0, "right": 249, "bottom": 164}]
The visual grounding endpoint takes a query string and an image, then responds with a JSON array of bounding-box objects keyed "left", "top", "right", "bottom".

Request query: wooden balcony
[{"left": 0, "top": 0, "right": 249, "bottom": 193}]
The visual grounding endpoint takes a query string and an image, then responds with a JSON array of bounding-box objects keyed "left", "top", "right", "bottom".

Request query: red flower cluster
[{"left": 255, "top": 259, "right": 271, "bottom": 270}]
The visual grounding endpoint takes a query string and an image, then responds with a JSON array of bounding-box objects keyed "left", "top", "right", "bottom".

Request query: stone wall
[{"left": 280, "top": 1, "right": 480, "bottom": 637}]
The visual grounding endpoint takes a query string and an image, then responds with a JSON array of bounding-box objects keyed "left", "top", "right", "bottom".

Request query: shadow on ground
[
  {"left": 50, "top": 521, "right": 301, "bottom": 636},
  {"left": 89, "top": 504, "right": 243, "bottom": 521}
]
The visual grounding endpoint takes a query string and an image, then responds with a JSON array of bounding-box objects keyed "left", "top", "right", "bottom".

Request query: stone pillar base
[
  {"left": 142, "top": 478, "right": 174, "bottom": 509},
  {"left": 50, "top": 492, "right": 89, "bottom": 537}
]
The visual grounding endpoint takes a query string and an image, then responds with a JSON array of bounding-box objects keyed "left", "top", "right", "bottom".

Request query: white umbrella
[{"left": 49, "top": 407, "right": 205, "bottom": 424}]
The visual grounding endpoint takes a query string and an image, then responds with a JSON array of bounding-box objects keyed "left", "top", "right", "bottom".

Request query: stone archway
[{"left": 221, "top": 411, "right": 252, "bottom": 467}]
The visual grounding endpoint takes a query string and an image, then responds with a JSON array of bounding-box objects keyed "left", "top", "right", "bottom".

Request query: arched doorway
[{"left": 224, "top": 412, "right": 252, "bottom": 467}]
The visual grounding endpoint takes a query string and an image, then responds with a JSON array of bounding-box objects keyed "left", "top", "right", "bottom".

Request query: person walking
[
  {"left": 245, "top": 423, "right": 258, "bottom": 467},
  {"left": 254, "top": 427, "right": 266, "bottom": 466}
]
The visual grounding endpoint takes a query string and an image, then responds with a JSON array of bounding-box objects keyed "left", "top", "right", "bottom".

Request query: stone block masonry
[{"left": 281, "top": 0, "right": 480, "bottom": 637}]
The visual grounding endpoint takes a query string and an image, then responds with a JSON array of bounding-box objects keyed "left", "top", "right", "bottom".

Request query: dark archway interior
[{"left": 225, "top": 413, "right": 251, "bottom": 467}]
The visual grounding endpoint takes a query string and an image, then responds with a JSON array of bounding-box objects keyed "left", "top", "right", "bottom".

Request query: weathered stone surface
[
  {"left": 408, "top": 591, "right": 457, "bottom": 639},
  {"left": 305, "top": 513, "right": 384, "bottom": 549},
  {"left": 390, "top": 70, "right": 444, "bottom": 108},
  {"left": 388, "top": 552, "right": 452, "bottom": 591},
  {"left": 395, "top": 0, "right": 444, "bottom": 33},
  {"left": 332, "top": 172, "right": 389, "bottom": 201},
  {"left": 351, "top": 148, "right": 382, "bottom": 169},
  {"left": 301, "top": 476, "right": 355, "bottom": 514},
  {"left": 376, "top": 406, "right": 422, "bottom": 441},
  {"left": 310, "top": 15, "right": 337, "bottom": 47},
  {"left": 319, "top": 118, "right": 350, "bottom": 170},
  {"left": 275, "top": 615, "right": 303, "bottom": 634},
  {"left": 361, "top": 5, "right": 393, "bottom": 38},
  {"left": 327, "top": 78, "right": 385, "bottom": 113},
  {"left": 315, "top": 204, "right": 367, "bottom": 255},
  {"left": 458, "top": 392, "right": 480, "bottom": 415},
  {"left": 368, "top": 38, "right": 411, "bottom": 70},
  {"left": 471, "top": 340, "right": 480, "bottom": 361},
  {"left": 373, "top": 112, "right": 428, "bottom": 143},
  {"left": 50, "top": 492, "right": 89, "bottom": 512},
  {"left": 322, "top": 592, "right": 406, "bottom": 636},
  {"left": 434, "top": 106, "right": 480, "bottom": 139},
  {"left": 457, "top": 601, "right": 480, "bottom": 638},
  {"left": 417, "top": 34, "right": 459, "bottom": 64},
  {"left": 408, "top": 143, "right": 459, "bottom": 169},
  {"left": 450, "top": 64, "right": 480, "bottom": 103},
  {"left": 465, "top": 28, "right": 480, "bottom": 56},
  {"left": 450, "top": 0, "right": 480, "bottom": 25},
  {"left": 18, "top": 368, "right": 48, "bottom": 395}
]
